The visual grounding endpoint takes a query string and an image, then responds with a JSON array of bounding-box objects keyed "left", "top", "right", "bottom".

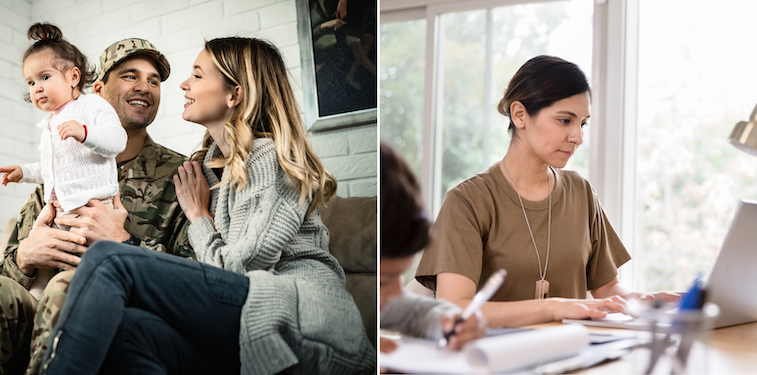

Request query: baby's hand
[
  {"left": 58, "top": 120, "right": 86, "bottom": 142},
  {"left": 0, "top": 165, "right": 23, "bottom": 186}
]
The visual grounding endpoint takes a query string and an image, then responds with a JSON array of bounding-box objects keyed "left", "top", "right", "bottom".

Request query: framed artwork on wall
[{"left": 296, "top": 0, "right": 377, "bottom": 132}]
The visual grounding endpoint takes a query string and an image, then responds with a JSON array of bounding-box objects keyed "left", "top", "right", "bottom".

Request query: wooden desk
[
  {"left": 567, "top": 322, "right": 757, "bottom": 374},
  {"left": 381, "top": 323, "right": 757, "bottom": 373}
]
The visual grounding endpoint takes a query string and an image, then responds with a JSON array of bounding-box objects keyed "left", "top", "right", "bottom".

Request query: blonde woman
[{"left": 39, "top": 37, "right": 376, "bottom": 375}]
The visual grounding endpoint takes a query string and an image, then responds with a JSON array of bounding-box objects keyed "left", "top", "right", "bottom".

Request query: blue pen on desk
[
  {"left": 679, "top": 274, "right": 705, "bottom": 310},
  {"left": 437, "top": 269, "right": 506, "bottom": 348},
  {"left": 674, "top": 274, "right": 705, "bottom": 367},
  {"left": 643, "top": 276, "right": 704, "bottom": 374}
]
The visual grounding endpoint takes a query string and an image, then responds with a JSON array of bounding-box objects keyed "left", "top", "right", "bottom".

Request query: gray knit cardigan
[
  {"left": 380, "top": 291, "right": 461, "bottom": 341},
  {"left": 187, "top": 138, "right": 375, "bottom": 374}
]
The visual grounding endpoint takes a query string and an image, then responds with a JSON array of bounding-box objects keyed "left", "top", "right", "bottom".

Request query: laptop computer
[
  {"left": 704, "top": 199, "right": 757, "bottom": 328},
  {"left": 564, "top": 199, "right": 757, "bottom": 329}
]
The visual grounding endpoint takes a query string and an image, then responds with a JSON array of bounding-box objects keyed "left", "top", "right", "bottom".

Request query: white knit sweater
[{"left": 21, "top": 94, "right": 126, "bottom": 212}]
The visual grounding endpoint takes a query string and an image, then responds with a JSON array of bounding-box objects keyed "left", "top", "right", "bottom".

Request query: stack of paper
[{"left": 380, "top": 324, "right": 590, "bottom": 374}]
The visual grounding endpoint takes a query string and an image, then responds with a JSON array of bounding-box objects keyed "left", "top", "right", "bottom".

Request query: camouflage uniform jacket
[{"left": 0, "top": 135, "right": 195, "bottom": 288}]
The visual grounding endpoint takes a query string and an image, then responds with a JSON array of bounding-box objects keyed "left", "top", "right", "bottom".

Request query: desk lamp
[{"left": 730, "top": 103, "right": 757, "bottom": 155}]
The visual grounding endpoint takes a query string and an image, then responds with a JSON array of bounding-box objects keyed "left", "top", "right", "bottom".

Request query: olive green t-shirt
[{"left": 416, "top": 163, "right": 631, "bottom": 301}]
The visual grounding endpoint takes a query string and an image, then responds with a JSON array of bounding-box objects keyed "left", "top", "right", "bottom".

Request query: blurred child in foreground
[{"left": 379, "top": 141, "right": 485, "bottom": 355}]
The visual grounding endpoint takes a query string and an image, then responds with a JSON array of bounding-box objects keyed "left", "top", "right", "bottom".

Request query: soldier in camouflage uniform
[{"left": 0, "top": 38, "right": 195, "bottom": 375}]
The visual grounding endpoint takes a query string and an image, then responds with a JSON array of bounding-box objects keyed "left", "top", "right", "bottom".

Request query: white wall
[
  {"left": 309, "top": 125, "right": 378, "bottom": 197},
  {"left": 0, "top": 0, "right": 376, "bottom": 225},
  {"left": 0, "top": 0, "right": 37, "bottom": 225}
]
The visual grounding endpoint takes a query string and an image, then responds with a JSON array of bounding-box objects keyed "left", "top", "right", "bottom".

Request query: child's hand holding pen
[
  {"left": 439, "top": 310, "right": 487, "bottom": 350},
  {"left": 438, "top": 268, "right": 506, "bottom": 349}
]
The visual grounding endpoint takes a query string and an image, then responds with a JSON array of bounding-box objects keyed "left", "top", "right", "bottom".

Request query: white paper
[
  {"left": 380, "top": 325, "right": 590, "bottom": 374},
  {"left": 379, "top": 338, "right": 471, "bottom": 373}
]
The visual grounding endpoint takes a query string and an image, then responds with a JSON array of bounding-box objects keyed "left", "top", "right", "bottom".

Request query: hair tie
[{"left": 40, "top": 33, "right": 46, "bottom": 40}]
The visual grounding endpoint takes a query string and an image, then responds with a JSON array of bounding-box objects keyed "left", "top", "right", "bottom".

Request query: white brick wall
[
  {"left": 0, "top": 0, "right": 38, "bottom": 226},
  {"left": 310, "top": 125, "right": 378, "bottom": 197},
  {"left": 0, "top": 0, "right": 376, "bottom": 225}
]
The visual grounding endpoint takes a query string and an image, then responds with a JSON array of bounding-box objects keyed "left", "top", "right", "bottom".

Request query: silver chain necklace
[{"left": 502, "top": 160, "right": 552, "bottom": 299}]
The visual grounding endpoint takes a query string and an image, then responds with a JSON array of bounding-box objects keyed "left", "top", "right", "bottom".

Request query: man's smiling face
[{"left": 97, "top": 55, "right": 161, "bottom": 130}]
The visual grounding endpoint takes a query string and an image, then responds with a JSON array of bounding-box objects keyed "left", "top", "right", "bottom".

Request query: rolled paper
[{"left": 466, "top": 324, "right": 590, "bottom": 373}]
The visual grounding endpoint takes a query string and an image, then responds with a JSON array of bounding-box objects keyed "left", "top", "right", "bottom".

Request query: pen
[
  {"left": 437, "top": 268, "right": 506, "bottom": 348},
  {"left": 678, "top": 274, "right": 704, "bottom": 310},
  {"left": 674, "top": 275, "right": 705, "bottom": 366}
]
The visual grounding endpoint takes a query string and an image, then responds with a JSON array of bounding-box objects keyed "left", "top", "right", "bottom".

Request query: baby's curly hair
[{"left": 22, "top": 23, "right": 96, "bottom": 102}]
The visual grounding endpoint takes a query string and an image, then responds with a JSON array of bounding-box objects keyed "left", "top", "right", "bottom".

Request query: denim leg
[
  {"left": 39, "top": 241, "right": 249, "bottom": 375},
  {"left": 101, "top": 308, "right": 239, "bottom": 375}
]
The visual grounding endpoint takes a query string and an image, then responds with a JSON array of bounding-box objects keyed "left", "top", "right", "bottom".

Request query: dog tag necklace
[{"left": 502, "top": 160, "right": 552, "bottom": 300}]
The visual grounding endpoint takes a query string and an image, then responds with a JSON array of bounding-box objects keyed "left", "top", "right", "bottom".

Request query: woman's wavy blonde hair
[{"left": 192, "top": 37, "right": 336, "bottom": 213}]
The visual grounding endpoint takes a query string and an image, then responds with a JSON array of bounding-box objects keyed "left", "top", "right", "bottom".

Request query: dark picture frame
[{"left": 295, "top": 0, "right": 377, "bottom": 132}]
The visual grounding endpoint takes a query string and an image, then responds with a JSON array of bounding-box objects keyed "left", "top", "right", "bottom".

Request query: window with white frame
[
  {"left": 380, "top": 18, "right": 427, "bottom": 180},
  {"left": 631, "top": 0, "right": 757, "bottom": 292},
  {"left": 381, "top": 0, "right": 593, "bottom": 218}
]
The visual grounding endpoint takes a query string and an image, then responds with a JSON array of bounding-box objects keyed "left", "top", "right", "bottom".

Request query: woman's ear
[
  {"left": 227, "top": 85, "right": 243, "bottom": 109},
  {"left": 509, "top": 101, "right": 528, "bottom": 130}
]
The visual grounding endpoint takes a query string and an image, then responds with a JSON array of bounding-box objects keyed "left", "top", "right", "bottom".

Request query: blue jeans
[{"left": 39, "top": 241, "right": 249, "bottom": 375}]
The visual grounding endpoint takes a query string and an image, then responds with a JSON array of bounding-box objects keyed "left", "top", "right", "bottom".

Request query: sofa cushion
[{"left": 320, "top": 196, "right": 377, "bottom": 347}]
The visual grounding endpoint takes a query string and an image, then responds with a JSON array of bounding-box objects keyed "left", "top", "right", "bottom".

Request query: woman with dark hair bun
[{"left": 416, "top": 56, "right": 679, "bottom": 328}]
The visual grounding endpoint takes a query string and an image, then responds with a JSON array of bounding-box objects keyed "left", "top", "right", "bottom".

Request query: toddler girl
[{"left": 0, "top": 23, "right": 126, "bottom": 300}]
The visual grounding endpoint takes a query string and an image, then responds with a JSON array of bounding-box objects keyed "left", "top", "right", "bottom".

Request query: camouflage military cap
[{"left": 98, "top": 38, "right": 170, "bottom": 82}]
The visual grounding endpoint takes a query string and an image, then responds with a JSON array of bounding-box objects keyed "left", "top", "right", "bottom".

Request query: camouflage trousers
[
  {"left": 0, "top": 271, "right": 72, "bottom": 375},
  {"left": 26, "top": 271, "right": 72, "bottom": 375},
  {"left": 0, "top": 276, "right": 36, "bottom": 375}
]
